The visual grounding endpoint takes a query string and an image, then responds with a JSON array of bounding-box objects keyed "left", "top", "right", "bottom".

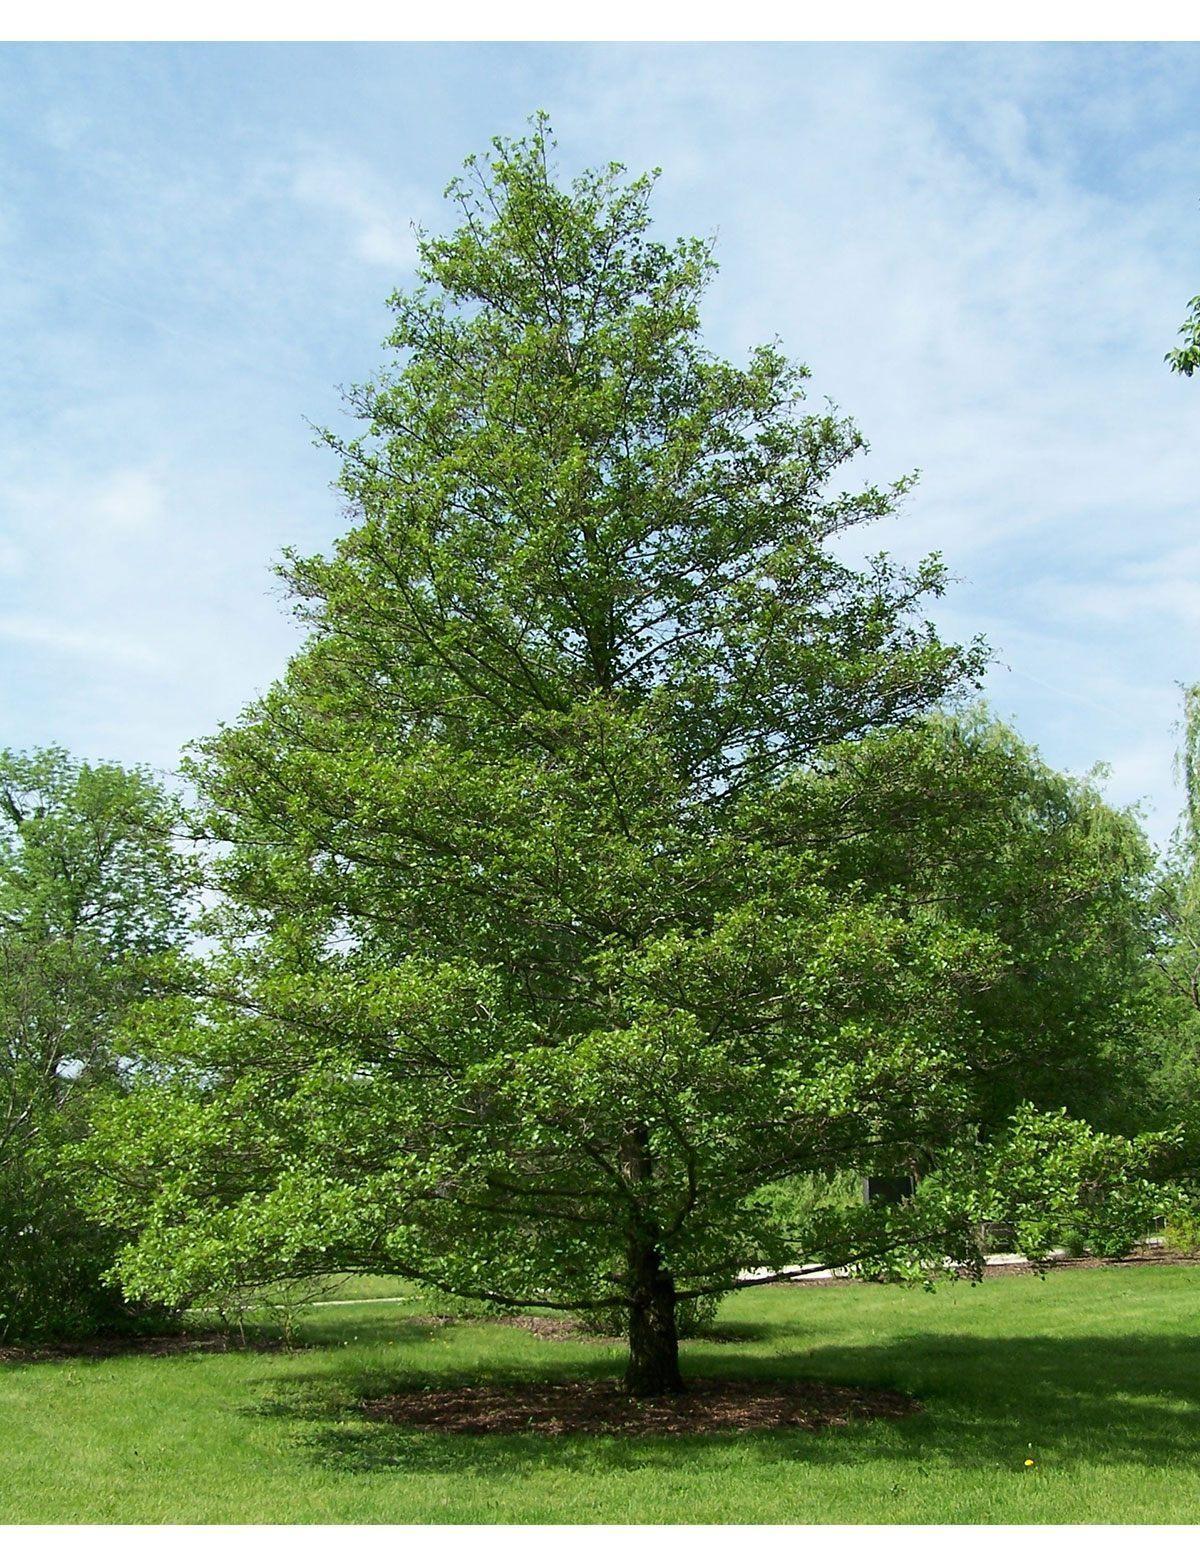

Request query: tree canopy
[
  {"left": 86, "top": 120, "right": 1169, "bottom": 1393},
  {"left": 0, "top": 748, "right": 192, "bottom": 1342}
]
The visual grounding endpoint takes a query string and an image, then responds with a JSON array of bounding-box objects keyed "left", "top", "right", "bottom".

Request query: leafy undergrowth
[{"left": 3, "top": 1265, "right": 1200, "bottom": 1522}]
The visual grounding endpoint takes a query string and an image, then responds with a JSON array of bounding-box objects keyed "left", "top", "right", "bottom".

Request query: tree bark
[
  {"left": 624, "top": 1229, "right": 684, "bottom": 1395},
  {"left": 620, "top": 1123, "right": 684, "bottom": 1395}
]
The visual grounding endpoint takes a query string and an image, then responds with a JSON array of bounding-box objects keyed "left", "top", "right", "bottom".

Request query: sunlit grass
[{"left": 3, "top": 1265, "right": 1199, "bottom": 1523}]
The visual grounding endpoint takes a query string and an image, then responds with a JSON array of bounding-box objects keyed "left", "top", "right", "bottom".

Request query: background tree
[
  {"left": 1137, "top": 686, "right": 1200, "bottom": 1172},
  {"left": 87, "top": 121, "right": 1161, "bottom": 1395},
  {"left": 696, "top": 708, "right": 1167, "bottom": 1259},
  {"left": 0, "top": 748, "right": 192, "bottom": 1342},
  {"left": 793, "top": 710, "right": 1161, "bottom": 1137}
]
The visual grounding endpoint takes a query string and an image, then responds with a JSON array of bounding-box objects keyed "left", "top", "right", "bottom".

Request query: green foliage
[
  {"left": 0, "top": 1008, "right": 131, "bottom": 1342},
  {"left": 0, "top": 748, "right": 193, "bottom": 1342},
  {"left": 0, "top": 748, "right": 188, "bottom": 952},
  {"left": 1137, "top": 685, "right": 1200, "bottom": 1164},
  {"left": 1162, "top": 1208, "right": 1200, "bottom": 1257},
  {"left": 786, "top": 711, "right": 1162, "bottom": 1136},
  {"left": 85, "top": 121, "right": 1166, "bottom": 1381},
  {"left": 958, "top": 1107, "right": 1173, "bottom": 1263},
  {"left": 1167, "top": 293, "right": 1200, "bottom": 377},
  {"left": 747, "top": 1171, "right": 861, "bottom": 1235},
  {"left": 762, "top": 1106, "right": 1172, "bottom": 1285}
]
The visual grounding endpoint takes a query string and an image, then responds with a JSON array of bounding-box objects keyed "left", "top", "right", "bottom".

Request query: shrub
[
  {"left": 1162, "top": 1209, "right": 1200, "bottom": 1258},
  {"left": 0, "top": 1158, "right": 161, "bottom": 1344}
]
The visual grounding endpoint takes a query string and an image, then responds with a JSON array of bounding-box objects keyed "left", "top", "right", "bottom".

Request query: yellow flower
[{"left": 1024, "top": 1458, "right": 1036, "bottom": 1467}]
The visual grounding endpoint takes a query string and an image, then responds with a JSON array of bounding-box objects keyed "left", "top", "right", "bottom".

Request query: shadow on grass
[
  {"left": 0, "top": 1326, "right": 301, "bottom": 1369},
  {"left": 247, "top": 1329, "right": 1200, "bottom": 1477}
]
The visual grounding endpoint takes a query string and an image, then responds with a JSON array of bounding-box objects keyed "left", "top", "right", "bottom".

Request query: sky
[{"left": 0, "top": 42, "right": 1197, "bottom": 843}]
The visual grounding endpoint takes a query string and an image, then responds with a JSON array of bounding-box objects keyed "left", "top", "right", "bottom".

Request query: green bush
[
  {"left": 1162, "top": 1209, "right": 1200, "bottom": 1257},
  {"left": 0, "top": 1158, "right": 157, "bottom": 1344},
  {"left": 746, "top": 1171, "right": 862, "bottom": 1243}
]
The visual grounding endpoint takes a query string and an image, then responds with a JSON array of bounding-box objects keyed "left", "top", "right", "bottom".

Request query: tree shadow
[
  {"left": 687, "top": 1319, "right": 781, "bottom": 1344},
  {"left": 0, "top": 1327, "right": 299, "bottom": 1369},
  {"left": 246, "top": 1328, "right": 1200, "bottom": 1478},
  {"left": 797, "top": 1330, "right": 1200, "bottom": 1469}
]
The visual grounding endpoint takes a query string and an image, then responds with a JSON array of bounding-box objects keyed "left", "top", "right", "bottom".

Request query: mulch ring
[
  {"left": 0, "top": 1331, "right": 294, "bottom": 1365},
  {"left": 407, "top": 1313, "right": 615, "bottom": 1342},
  {"left": 409, "top": 1313, "right": 748, "bottom": 1344},
  {"left": 491, "top": 1314, "right": 606, "bottom": 1341},
  {"left": 362, "top": 1377, "right": 921, "bottom": 1436}
]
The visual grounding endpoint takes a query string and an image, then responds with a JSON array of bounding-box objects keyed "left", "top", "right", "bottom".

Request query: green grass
[
  {"left": 317, "top": 1273, "right": 423, "bottom": 1302},
  {"left": 3, "top": 1265, "right": 1200, "bottom": 1523}
]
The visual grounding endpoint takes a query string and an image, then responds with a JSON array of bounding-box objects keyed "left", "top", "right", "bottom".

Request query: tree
[
  {"left": 1149, "top": 686, "right": 1200, "bottom": 1013},
  {"left": 0, "top": 748, "right": 192, "bottom": 1341},
  {"left": 1167, "top": 295, "right": 1200, "bottom": 377},
  {"left": 1138, "top": 686, "right": 1200, "bottom": 1162},
  {"left": 793, "top": 711, "right": 1162, "bottom": 1137},
  {"left": 88, "top": 121, "right": 1158, "bottom": 1395}
]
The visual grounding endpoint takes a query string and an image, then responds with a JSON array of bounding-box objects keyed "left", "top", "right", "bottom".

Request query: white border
[
  {"left": 3, "top": 7, "right": 1196, "bottom": 1547},
  {"left": 3, "top": 1523, "right": 1198, "bottom": 1553},
  {"left": 2, "top": 4, "right": 1199, "bottom": 43}
]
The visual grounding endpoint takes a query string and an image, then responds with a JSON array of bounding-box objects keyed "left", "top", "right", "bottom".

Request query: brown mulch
[
  {"left": 0, "top": 1331, "right": 294, "bottom": 1366},
  {"left": 410, "top": 1312, "right": 741, "bottom": 1344},
  {"left": 490, "top": 1313, "right": 591, "bottom": 1341},
  {"left": 408, "top": 1312, "right": 615, "bottom": 1342},
  {"left": 362, "top": 1376, "right": 921, "bottom": 1436}
]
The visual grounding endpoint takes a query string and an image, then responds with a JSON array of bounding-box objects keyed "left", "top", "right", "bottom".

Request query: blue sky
[{"left": 1, "top": 42, "right": 1198, "bottom": 841}]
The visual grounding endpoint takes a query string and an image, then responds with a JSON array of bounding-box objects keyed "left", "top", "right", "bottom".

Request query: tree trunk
[
  {"left": 620, "top": 1123, "right": 685, "bottom": 1395},
  {"left": 624, "top": 1232, "right": 684, "bottom": 1396}
]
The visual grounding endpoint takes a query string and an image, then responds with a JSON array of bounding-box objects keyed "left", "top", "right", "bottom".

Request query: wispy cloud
[
  {"left": 0, "top": 43, "right": 1196, "bottom": 843},
  {"left": 93, "top": 467, "right": 166, "bottom": 532},
  {"left": 0, "top": 613, "right": 161, "bottom": 671},
  {"left": 549, "top": 44, "right": 1200, "bottom": 835},
  {"left": 290, "top": 149, "right": 421, "bottom": 270}
]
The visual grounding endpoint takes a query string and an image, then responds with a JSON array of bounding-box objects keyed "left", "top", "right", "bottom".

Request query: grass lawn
[{"left": 3, "top": 1264, "right": 1200, "bottom": 1524}]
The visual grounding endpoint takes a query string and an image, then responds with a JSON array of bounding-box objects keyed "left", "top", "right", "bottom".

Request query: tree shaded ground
[{"left": 3, "top": 1265, "right": 1200, "bottom": 1523}]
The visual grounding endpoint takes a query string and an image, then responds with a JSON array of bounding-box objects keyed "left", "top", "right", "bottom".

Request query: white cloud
[
  {"left": 92, "top": 467, "right": 165, "bottom": 532},
  {"left": 546, "top": 46, "right": 1200, "bottom": 844},
  {"left": 1, "top": 463, "right": 166, "bottom": 543},
  {"left": 0, "top": 613, "right": 160, "bottom": 671},
  {"left": 1, "top": 45, "right": 1197, "bottom": 848},
  {"left": 290, "top": 151, "right": 420, "bottom": 270}
]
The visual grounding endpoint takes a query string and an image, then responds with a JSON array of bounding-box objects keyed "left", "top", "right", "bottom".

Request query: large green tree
[
  {"left": 796, "top": 711, "right": 1161, "bottom": 1137},
  {"left": 0, "top": 748, "right": 192, "bottom": 1341},
  {"left": 88, "top": 123, "right": 1163, "bottom": 1393}
]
